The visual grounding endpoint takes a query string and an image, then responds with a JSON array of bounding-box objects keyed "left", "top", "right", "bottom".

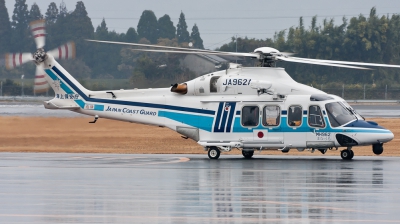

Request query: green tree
[
  {"left": 0, "top": 0, "right": 11, "bottom": 53},
  {"left": 28, "top": 3, "right": 42, "bottom": 22},
  {"left": 125, "top": 27, "right": 138, "bottom": 43},
  {"left": 190, "top": 23, "right": 204, "bottom": 49},
  {"left": 176, "top": 11, "right": 189, "bottom": 43},
  {"left": 49, "top": 1, "right": 69, "bottom": 48},
  {"left": 137, "top": 10, "right": 158, "bottom": 44},
  {"left": 95, "top": 18, "right": 108, "bottom": 40},
  {"left": 58, "top": 1, "right": 68, "bottom": 18},
  {"left": 11, "top": 0, "right": 29, "bottom": 51},
  {"left": 92, "top": 18, "right": 122, "bottom": 77},
  {"left": 157, "top": 14, "right": 175, "bottom": 40},
  {"left": 44, "top": 2, "right": 58, "bottom": 49},
  {"left": 45, "top": 2, "right": 58, "bottom": 25},
  {"left": 132, "top": 55, "right": 159, "bottom": 80},
  {"left": 66, "top": 1, "right": 94, "bottom": 52},
  {"left": 57, "top": 1, "right": 95, "bottom": 77}
]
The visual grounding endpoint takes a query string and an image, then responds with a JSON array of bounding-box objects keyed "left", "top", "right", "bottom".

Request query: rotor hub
[{"left": 33, "top": 48, "right": 47, "bottom": 64}]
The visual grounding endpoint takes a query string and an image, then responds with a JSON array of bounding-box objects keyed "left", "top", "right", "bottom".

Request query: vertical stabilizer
[{"left": 42, "top": 54, "right": 90, "bottom": 109}]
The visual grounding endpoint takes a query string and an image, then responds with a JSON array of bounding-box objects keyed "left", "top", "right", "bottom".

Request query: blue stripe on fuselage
[
  {"left": 159, "top": 111, "right": 213, "bottom": 132},
  {"left": 48, "top": 66, "right": 215, "bottom": 115}
]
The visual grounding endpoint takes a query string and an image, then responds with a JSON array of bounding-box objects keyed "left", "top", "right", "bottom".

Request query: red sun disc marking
[{"left": 257, "top": 131, "right": 264, "bottom": 138}]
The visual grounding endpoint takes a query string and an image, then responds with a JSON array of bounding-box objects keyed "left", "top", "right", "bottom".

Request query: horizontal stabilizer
[{"left": 43, "top": 100, "right": 80, "bottom": 110}]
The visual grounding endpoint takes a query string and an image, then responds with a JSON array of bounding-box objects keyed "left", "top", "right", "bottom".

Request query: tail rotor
[
  {"left": 30, "top": 19, "right": 46, "bottom": 49},
  {"left": 2, "top": 19, "right": 75, "bottom": 94}
]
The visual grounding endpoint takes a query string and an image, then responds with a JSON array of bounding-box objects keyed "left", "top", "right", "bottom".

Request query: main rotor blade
[
  {"left": 30, "top": 20, "right": 46, "bottom": 49},
  {"left": 4, "top": 53, "right": 33, "bottom": 69},
  {"left": 128, "top": 48, "right": 259, "bottom": 58},
  {"left": 292, "top": 57, "right": 400, "bottom": 68},
  {"left": 34, "top": 65, "right": 50, "bottom": 93},
  {"left": 273, "top": 52, "right": 296, "bottom": 57},
  {"left": 86, "top": 39, "right": 251, "bottom": 55},
  {"left": 276, "top": 56, "right": 372, "bottom": 70},
  {"left": 47, "top": 42, "right": 76, "bottom": 60}
]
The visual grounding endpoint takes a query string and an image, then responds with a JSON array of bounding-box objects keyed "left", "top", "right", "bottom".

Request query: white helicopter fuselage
[{"left": 42, "top": 55, "right": 394, "bottom": 159}]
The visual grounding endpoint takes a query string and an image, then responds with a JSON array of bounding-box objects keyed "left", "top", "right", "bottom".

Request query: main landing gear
[
  {"left": 208, "top": 146, "right": 220, "bottom": 159},
  {"left": 340, "top": 147, "right": 354, "bottom": 160},
  {"left": 242, "top": 150, "right": 254, "bottom": 159}
]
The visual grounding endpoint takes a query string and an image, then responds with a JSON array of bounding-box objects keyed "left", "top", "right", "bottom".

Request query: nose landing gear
[
  {"left": 372, "top": 143, "right": 383, "bottom": 155},
  {"left": 341, "top": 147, "right": 354, "bottom": 160}
]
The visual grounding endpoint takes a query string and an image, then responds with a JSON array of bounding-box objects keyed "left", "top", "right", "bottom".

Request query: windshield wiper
[{"left": 345, "top": 106, "right": 359, "bottom": 120}]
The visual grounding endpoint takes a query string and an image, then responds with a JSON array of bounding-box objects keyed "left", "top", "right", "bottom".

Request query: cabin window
[
  {"left": 308, "top": 105, "right": 325, "bottom": 128},
  {"left": 262, "top": 106, "right": 280, "bottom": 126},
  {"left": 241, "top": 106, "right": 259, "bottom": 127},
  {"left": 288, "top": 105, "right": 302, "bottom": 126},
  {"left": 210, "top": 76, "right": 220, "bottom": 92}
]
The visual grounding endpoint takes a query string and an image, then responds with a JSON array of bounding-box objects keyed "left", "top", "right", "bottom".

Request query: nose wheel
[
  {"left": 341, "top": 148, "right": 354, "bottom": 160},
  {"left": 372, "top": 143, "right": 383, "bottom": 155},
  {"left": 208, "top": 146, "right": 220, "bottom": 159}
]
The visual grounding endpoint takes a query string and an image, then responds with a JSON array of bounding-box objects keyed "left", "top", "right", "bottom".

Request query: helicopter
[{"left": 9, "top": 20, "right": 400, "bottom": 160}]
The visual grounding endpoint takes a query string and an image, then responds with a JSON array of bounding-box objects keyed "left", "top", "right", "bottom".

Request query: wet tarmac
[{"left": 1, "top": 153, "right": 400, "bottom": 223}]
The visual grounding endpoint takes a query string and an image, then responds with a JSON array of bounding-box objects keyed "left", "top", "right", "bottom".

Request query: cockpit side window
[
  {"left": 262, "top": 106, "right": 280, "bottom": 126},
  {"left": 288, "top": 105, "right": 302, "bottom": 126},
  {"left": 325, "top": 102, "right": 356, "bottom": 127},
  {"left": 308, "top": 105, "right": 325, "bottom": 128},
  {"left": 210, "top": 76, "right": 220, "bottom": 93},
  {"left": 241, "top": 106, "right": 259, "bottom": 127}
]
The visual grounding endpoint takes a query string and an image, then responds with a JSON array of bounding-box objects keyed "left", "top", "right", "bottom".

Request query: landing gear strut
[
  {"left": 242, "top": 150, "right": 254, "bottom": 159},
  {"left": 340, "top": 147, "right": 354, "bottom": 160},
  {"left": 208, "top": 146, "right": 220, "bottom": 159}
]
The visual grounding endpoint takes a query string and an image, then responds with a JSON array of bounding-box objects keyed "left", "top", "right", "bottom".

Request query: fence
[{"left": 321, "top": 85, "right": 400, "bottom": 100}]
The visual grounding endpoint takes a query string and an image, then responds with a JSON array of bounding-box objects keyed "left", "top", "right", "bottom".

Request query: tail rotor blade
[
  {"left": 30, "top": 20, "right": 46, "bottom": 49},
  {"left": 34, "top": 65, "right": 50, "bottom": 93},
  {"left": 48, "top": 42, "right": 76, "bottom": 60},
  {"left": 4, "top": 52, "right": 33, "bottom": 69}
]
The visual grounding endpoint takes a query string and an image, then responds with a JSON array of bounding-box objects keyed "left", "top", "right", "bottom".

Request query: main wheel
[
  {"left": 373, "top": 144, "right": 383, "bottom": 155},
  {"left": 341, "top": 149, "right": 354, "bottom": 160},
  {"left": 208, "top": 147, "right": 220, "bottom": 159},
  {"left": 349, "top": 149, "right": 354, "bottom": 159},
  {"left": 242, "top": 150, "right": 254, "bottom": 159}
]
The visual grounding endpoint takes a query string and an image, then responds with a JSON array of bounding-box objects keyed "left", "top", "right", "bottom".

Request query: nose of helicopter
[
  {"left": 383, "top": 129, "right": 395, "bottom": 143},
  {"left": 345, "top": 120, "right": 394, "bottom": 144},
  {"left": 373, "top": 129, "right": 395, "bottom": 144}
]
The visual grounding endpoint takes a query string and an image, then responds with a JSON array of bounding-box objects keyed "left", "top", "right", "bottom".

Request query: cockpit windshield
[
  {"left": 325, "top": 102, "right": 357, "bottom": 127},
  {"left": 342, "top": 101, "right": 365, "bottom": 120}
]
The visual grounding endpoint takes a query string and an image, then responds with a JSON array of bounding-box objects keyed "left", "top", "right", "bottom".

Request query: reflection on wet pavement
[{"left": 0, "top": 153, "right": 399, "bottom": 223}]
